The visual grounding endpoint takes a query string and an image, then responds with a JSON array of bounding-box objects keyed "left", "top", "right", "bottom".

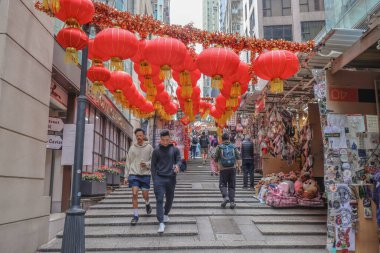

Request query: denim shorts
[{"left": 128, "top": 175, "right": 151, "bottom": 190}]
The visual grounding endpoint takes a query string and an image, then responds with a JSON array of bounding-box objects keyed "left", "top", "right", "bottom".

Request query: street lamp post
[{"left": 61, "top": 25, "right": 90, "bottom": 253}]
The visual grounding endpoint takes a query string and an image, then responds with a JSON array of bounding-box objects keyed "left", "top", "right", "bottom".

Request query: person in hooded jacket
[
  {"left": 151, "top": 129, "right": 182, "bottom": 234},
  {"left": 125, "top": 128, "right": 154, "bottom": 226}
]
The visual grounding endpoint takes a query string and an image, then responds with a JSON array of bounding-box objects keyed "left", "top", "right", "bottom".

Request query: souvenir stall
[
  {"left": 255, "top": 101, "right": 325, "bottom": 208},
  {"left": 313, "top": 69, "right": 380, "bottom": 253}
]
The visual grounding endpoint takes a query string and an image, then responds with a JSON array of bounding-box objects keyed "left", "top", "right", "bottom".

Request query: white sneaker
[
  {"left": 164, "top": 215, "right": 170, "bottom": 223},
  {"left": 157, "top": 222, "right": 165, "bottom": 233}
]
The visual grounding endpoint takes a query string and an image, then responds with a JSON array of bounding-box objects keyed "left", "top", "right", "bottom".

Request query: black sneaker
[
  {"left": 146, "top": 203, "right": 152, "bottom": 215},
  {"left": 230, "top": 202, "right": 236, "bottom": 209},
  {"left": 131, "top": 216, "right": 139, "bottom": 226},
  {"left": 221, "top": 199, "right": 230, "bottom": 208}
]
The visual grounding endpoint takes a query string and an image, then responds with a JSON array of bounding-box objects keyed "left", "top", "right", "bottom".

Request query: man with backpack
[
  {"left": 215, "top": 133, "right": 241, "bottom": 209},
  {"left": 190, "top": 134, "right": 198, "bottom": 159},
  {"left": 199, "top": 132, "right": 210, "bottom": 164}
]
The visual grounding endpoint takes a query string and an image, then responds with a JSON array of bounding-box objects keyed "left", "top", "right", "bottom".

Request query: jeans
[
  {"left": 153, "top": 176, "right": 176, "bottom": 223},
  {"left": 219, "top": 168, "right": 236, "bottom": 202},
  {"left": 190, "top": 145, "right": 197, "bottom": 158},
  {"left": 242, "top": 159, "right": 254, "bottom": 187}
]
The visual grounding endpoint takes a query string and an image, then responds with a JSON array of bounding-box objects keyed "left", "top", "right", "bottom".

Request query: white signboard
[
  {"left": 61, "top": 124, "right": 94, "bottom": 166},
  {"left": 366, "top": 115, "right": 379, "bottom": 133},
  {"left": 48, "top": 117, "right": 64, "bottom": 132},
  {"left": 47, "top": 135, "right": 63, "bottom": 149}
]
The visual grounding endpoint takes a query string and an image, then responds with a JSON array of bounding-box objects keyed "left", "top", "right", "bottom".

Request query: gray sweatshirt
[{"left": 125, "top": 142, "right": 153, "bottom": 177}]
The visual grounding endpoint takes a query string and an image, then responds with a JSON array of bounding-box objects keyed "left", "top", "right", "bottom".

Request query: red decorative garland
[{"left": 35, "top": 1, "right": 314, "bottom": 55}]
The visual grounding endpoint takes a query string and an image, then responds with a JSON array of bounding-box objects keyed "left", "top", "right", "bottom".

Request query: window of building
[
  {"left": 281, "top": 0, "right": 291, "bottom": 16},
  {"left": 301, "top": 20, "right": 325, "bottom": 41},
  {"left": 262, "top": 0, "right": 272, "bottom": 17},
  {"left": 249, "top": 10, "right": 255, "bottom": 37},
  {"left": 300, "top": 0, "right": 324, "bottom": 12},
  {"left": 264, "top": 25, "right": 293, "bottom": 41}
]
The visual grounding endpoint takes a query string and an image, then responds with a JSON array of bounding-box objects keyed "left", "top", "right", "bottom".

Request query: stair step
[
  {"left": 85, "top": 217, "right": 196, "bottom": 226},
  {"left": 99, "top": 198, "right": 260, "bottom": 204},
  {"left": 90, "top": 203, "right": 269, "bottom": 209},
  {"left": 56, "top": 224, "right": 198, "bottom": 238},
  {"left": 38, "top": 238, "right": 326, "bottom": 252},
  {"left": 256, "top": 224, "right": 327, "bottom": 236},
  {"left": 85, "top": 208, "right": 327, "bottom": 218},
  {"left": 252, "top": 216, "right": 327, "bottom": 225}
]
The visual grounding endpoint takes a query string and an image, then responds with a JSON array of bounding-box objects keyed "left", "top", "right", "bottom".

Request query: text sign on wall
[
  {"left": 328, "top": 87, "right": 358, "bottom": 102},
  {"left": 48, "top": 117, "right": 64, "bottom": 132},
  {"left": 47, "top": 135, "right": 63, "bottom": 149}
]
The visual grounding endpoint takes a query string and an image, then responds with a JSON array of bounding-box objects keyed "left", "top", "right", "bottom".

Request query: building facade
[
  {"left": 220, "top": 0, "right": 244, "bottom": 34},
  {"left": 243, "top": 0, "right": 325, "bottom": 42},
  {"left": 151, "top": 0, "right": 170, "bottom": 24}
]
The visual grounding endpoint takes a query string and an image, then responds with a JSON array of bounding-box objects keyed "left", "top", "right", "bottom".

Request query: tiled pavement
[{"left": 38, "top": 159, "right": 328, "bottom": 252}]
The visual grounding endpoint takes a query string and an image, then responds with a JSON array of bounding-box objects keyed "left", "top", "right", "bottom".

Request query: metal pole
[
  {"left": 49, "top": 150, "right": 56, "bottom": 213},
  {"left": 61, "top": 25, "right": 89, "bottom": 253}
]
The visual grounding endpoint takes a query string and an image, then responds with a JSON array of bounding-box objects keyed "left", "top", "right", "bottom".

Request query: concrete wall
[{"left": 0, "top": 0, "right": 54, "bottom": 252}]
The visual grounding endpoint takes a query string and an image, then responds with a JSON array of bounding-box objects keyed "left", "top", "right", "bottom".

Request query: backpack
[
  {"left": 192, "top": 137, "right": 198, "bottom": 145},
  {"left": 220, "top": 144, "right": 236, "bottom": 168}
]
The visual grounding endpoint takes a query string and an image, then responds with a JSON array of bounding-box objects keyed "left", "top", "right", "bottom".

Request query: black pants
[
  {"left": 190, "top": 145, "right": 197, "bottom": 158},
  {"left": 153, "top": 176, "right": 176, "bottom": 223},
  {"left": 242, "top": 159, "right": 254, "bottom": 187},
  {"left": 219, "top": 168, "right": 236, "bottom": 202}
]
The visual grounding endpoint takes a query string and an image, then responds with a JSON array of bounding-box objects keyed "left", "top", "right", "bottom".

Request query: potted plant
[
  {"left": 97, "top": 165, "right": 121, "bottom": 186},
  {"left": 112, "top": 160, "right": 126, "bottom": 181},
  {"left": 80, "top": 172, "right": 107, "bottom": 196}
]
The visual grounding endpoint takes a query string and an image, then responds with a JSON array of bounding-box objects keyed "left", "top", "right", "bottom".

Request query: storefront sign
[
  {"left": 50, "top": 81, "right": 68, "bottom": 107},
  {"left": 47, "top": 135, "right": 63, "bottom": 149},
  {"left": 61, "top": 124, "right": 94, "bottom": 166},
  {"left": 48, "top": 117, "right": 64, "bottom": 132},
  {"left": 329, "top": 87, "right": 358, "bottom": 102}
]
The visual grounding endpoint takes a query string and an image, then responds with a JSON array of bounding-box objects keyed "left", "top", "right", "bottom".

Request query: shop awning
[{"left": 307, "top": 28, "right": 364, "bottom": 69}]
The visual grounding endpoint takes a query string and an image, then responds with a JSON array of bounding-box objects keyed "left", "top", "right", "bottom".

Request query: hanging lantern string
[{"left": 34, "top": 1, "right": 314, "bottom": 55}]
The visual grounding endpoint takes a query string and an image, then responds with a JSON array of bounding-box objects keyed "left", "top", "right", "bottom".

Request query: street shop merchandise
[
  {"left": 323, "top": 113, "right": 380, "bottom": 252},
  {"left": 257, "top": 104, "right": 296, "bottom": 164},
  {"left": 255, "top": 171, "right": 323, "bottom": 208}
]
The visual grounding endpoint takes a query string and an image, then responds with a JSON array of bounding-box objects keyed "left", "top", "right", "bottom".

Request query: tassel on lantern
[
  {"left": 231, "top": 82, "right": 241, "bottom": 97},
  {"left": 110, "top": 57, "right": 124, "bottom": 71},
  {"left": 159, "top": 65, "right": 172, "bottom": 80},
  {"left": 181, "top": 85, "right": 193, "bottom": 98},
  {"left": 184, "top": 99, "right": 193, "bottom": 115},
  {"left": 154, "top": 102, "right": 162, "bottom": 110},
  {"left": 269, "top": 78, "right": 284, "bottom": 94},
  {"left": 64, "top": 47, "right": 79, "bottom": 65},
  {"left": 212, "top": 75, "right": 223, "bottom": 89},
  {"left": 144, "top": 77, "right": 154, "bottom": 88},
  {"left": 92, "top": 81, "right": 106, "bottom": 95},
  {"left": 147, "top": 94, "right": 156, "bottom": 103},
  {"left": 227, "top": 97, "right": 238, "bottom": 108},
  {"left": 147, "top": 86, "right": 157, "bottom": 96},
  {"left": 140, "top": 61, "right": 152, "bottom": 75},
  {"left": 189, "top": 114, "right": 196, "bottom": 122},
  {"left": 180, "top": 71, "right": 191, "bottom": 86},
  {"left": 113, "top": 90, "right": 125, "bottom": 105}
]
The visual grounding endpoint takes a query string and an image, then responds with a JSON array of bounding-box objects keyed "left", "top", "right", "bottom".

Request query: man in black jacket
[
  {"left": 151, "top": 129, "right": 181, "bottom": 234},
  {"left": 241, "top": 136, "right": 254, "bottom": 189}
]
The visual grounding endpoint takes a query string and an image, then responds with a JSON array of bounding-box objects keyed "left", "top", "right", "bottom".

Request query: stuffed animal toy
[{"left": 301, "top": 179, "right": 319, "bottom": 199}]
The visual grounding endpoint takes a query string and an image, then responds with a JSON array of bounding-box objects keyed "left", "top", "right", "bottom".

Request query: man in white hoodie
[{"left": 125, "top": 128, "right": 154, "bottom": 225}]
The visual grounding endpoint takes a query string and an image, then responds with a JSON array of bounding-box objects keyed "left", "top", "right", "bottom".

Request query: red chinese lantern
[
  {"left": 88, "top": 39, "right": 108, "bottom": 66},
  {"left": 144, "top": 37, "right": 187, "bottom": 80},
  {"left": 196, "top": 47, "right": 240, "bottom": 89},
  {"left": 105, "top": 71, "right": 133, "bottom": 103},
  {"left": 156, "top": 92, "right": 171, "bottom": 106},
  {"left": 226, "top": 62, "right": 251, "bottom": 97},
  {"left": 55, "top": 0, "right": 94, "bottom": 27},
  {"left": 172, "top": 53, "right": 197, "bottom": 85},
  {"left": 94, "top": 28, "right": 139, "bottom": 71},
  {"left": 210, "top": 106, "right": 222, "bottom": 119},
  {"left": 253, "top": 50, "right": 299, "bottom": 93},
  {"left": 164, "top": 102, "right": 178, "bottom": 115},
  {"left": 131, "top": 40, "right": 154, "bottom": 76},
  {"left": 56, "top": 27, "right": 88, "bottom": 64},
  {"left": 87, "top": 65, "right": 111, "bottom": 94}
]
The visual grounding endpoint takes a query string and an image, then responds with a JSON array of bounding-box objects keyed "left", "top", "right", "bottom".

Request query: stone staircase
[{"left": 38, "top": 159, "right": 328, "bottom": 253}]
